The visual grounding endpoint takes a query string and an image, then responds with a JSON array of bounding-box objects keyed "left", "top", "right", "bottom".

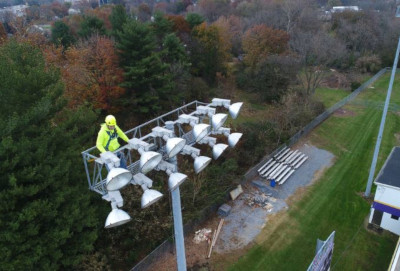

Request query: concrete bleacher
[{"left": 258, "top": 146, "right": 308, "bottom": 185}]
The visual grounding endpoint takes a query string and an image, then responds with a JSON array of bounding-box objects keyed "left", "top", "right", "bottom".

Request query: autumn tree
[
  {"left": 190, "top": 22, "right": 231, "bottom": 84},
  {"left": 137, "top": 3, "right": 152, "bottom": 22},
  {"left": 50, "top": 1, "right": 69, "bottom": 18},
  {"left": 45, "top": 36, "right": 125, "bottom": 111},
  {"left": 0, "top": 22, "right": 7, "bottom": 44},
  {"left": 196, "top": 0, "right": 231, "bottom": 22},
  {"left": 290, "top": 30, "right": 346, "bottom": 95},
  {"left": 242, "top": 24, "right": 289, "bottom": 69}
]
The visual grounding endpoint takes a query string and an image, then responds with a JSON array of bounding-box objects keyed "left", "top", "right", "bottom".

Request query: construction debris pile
[
  {"left": 243, "top": 191, "right": 275, "bottom": 211},
  {"left": 193, "top": 228, "right": 212, "bottom": 244}
]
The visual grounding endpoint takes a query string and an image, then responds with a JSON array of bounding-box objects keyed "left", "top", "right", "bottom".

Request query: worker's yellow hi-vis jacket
[{"left": 96, "top": 124, "right": 129, "bottom": 153}]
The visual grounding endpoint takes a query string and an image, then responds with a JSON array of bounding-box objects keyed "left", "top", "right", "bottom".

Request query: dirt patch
[
  {"left": 334, "top": 108, "right": 356, "bottom": 117},
  {"left": 320, "top": 71, "right": 350, "bottom": 89},
  {"left": 395, "top": 133, "right": 400, "bottom": 144}
]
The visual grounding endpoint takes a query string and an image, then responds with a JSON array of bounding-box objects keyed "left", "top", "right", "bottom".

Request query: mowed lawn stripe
[{"left": 228, "top": 74, "right": 400, "bottom": 271}]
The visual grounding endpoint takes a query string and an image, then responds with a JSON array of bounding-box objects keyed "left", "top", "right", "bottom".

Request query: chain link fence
[{"left": 131, "top": 68, "right": 388, "bottom": 270}]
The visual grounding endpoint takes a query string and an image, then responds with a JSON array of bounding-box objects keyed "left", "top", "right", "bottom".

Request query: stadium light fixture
[
  {"left": 211, "top": 113, "right": 228, "bottom": 130},
  {"left": 155, "top": 160, "right": 188, "bottom": 190},
  {"left": 212, "top": 127, "right": 243, "bottom": 148},
  {"left": 151, "top": 126, "right": 186, "bottom": 158},
  {"left": 211, "top": 98, "right": 243, "bottom": 119},
  {"left": 132, "top": 173, "right": 163, "bottom": 208},
  {"left": 193, "top": 123, "right": 210, "bottom": 142},
  {"left": 176, "top": 114, "right": 210, "bottom": 142},
  {"left": 105, "top": 203, "right": 132, "bottom": 228},
  {"left": 181, "top": 145, "right": 212, "bottom": 173},
  {"left": 106, "top": 167, "right": 133, "bottom": 191},
  {"left": 198, "top": 136, "right": 228, "bottom": 160},
  {"left": 228, "top": 133, "right": 243, "bottom": 148},
  {"left": 103, "top": 190, "right": 131, "bottom": 228},
  {"left": 128, "top": 138, "right": 162, "bottom": 174}
]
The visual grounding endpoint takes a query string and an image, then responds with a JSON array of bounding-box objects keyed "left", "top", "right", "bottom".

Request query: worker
[{"left": 96, "top": 115, "right": 129, "bottom": 169}]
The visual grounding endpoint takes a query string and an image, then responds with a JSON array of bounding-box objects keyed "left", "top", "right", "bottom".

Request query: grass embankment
[{"left": 226, "top": 73, "right": 400, "bottom": 270}]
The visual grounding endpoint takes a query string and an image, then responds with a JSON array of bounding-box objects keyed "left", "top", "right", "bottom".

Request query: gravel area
[{"left": 214, "top": 143, "right": 334, "bottom": 253}]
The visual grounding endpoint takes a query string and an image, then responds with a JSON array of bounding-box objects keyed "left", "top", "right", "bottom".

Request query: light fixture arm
[
  {"left": 151, "top": 126, "right": 174, "bottom": 139},
  {"left": 99, "top": 151, "right": 120, "bottom": 169},
  {"left": 102, "top": 190, "right": 124, "bottom": 207},
  {"left": 196, "top": 105, "right": 216, "bottom": 117},
  {"left": 198, "top": 136, "right": 217, "bottom": 147},
  {"left": 128, "top": 138, "right": 154, "bottom": 151},
  {"left": 212, "top": 127, "right": 231, "bottom": 137},
  {"left": 181, "top": 145, "right": 201, "bottom": 159},
  {"left": 211, "top": 98, "right": 231, "bottom": 108},
  {"left": 131, "top": 173, "right": 153, "bottom": 191},
  {"left": 177, "top": 114, "right": 199, "bottom": 127},
  {"left": 155, "top": 160, "right": 178, "bottom": 175}
]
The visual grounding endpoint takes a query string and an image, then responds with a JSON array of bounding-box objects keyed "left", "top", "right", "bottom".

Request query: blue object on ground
[{"left": 270, "top": 179, "right": 276, "bottom": 187}]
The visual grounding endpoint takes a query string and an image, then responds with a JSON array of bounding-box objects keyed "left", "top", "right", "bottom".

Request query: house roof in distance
[{"left": 375, "top": 147, "right": 400, "bottom": 188}]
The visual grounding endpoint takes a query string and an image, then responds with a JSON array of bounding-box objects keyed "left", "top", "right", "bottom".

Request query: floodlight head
[
  {"left": 229, "top": 102, "right": 243, "bottom": 119},
  {"left": 140, "top": 151, "right": 162, "bottom": 174},
  {"left": 212, "top": 143, "right": 228, "bottom": 159},
  {"left": 194, "top": 156, "right": 212, "bottom": 173},
  {"left": 104, "top": 207, "right": 131, "bottom": 228},
  {"left": 106, "top": 168, "right": 133, "bottom": 191},
  {"left": 141, "top": 189, "right": 163, "bottom": 208},
  {"left": 228, "top": 133, "right": 242, "bottom": 148},
  {"left": 193, "top": 123, "right": 210, "bottom": 142},
  {"left": 212, "top": 113, "right": 228, "bottom": 130},
  {"left": 168, "top": 172, "right": 188, "bottom": 190},
  {"left": 166, "top": 137, "right": 186, "bottom": 158}
]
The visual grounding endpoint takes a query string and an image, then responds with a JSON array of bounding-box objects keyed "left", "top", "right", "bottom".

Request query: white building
[
  {"left": 368, "top": 147, "right": 400, "bottom": 235},
  {"left": 0, "top": 4, "right": 27, "bottom": 17},
  {"left": 331, "top": 6, "right": 360, "bottom": 13}
]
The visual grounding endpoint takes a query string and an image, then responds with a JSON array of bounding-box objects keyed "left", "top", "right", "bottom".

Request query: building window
[{"left": 391, "top": 215, "right": 399, "bottom": 220}]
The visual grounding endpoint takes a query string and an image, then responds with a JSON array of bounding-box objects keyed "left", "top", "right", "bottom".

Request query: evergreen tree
[
  {"left": 151, "top": 11, "right": 173, "bottom": 42},
  {"left": 0, "top": 41, "right": 100, "bottom": 270},
  {"left": 186, "top": 13, "right": 205, "bottom": 29},
  {"left": 51, "top": 21, "right": 75, "bottom": 48},
  {"left": 116, "top": 20, "right": 172, "bottom": 114},
  {"left": 161, "top": 33, "right": 191, "bottom": 105},
  {"left": 109, "top": 5, "right": 128, "bottom": 38},
  {"left": 78, "top": 16, "right": 106, "bottom": 39}
]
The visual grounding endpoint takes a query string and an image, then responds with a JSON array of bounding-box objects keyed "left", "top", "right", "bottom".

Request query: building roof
[{"left": 375, "top": 147, "right": 400, "bottom": 188}]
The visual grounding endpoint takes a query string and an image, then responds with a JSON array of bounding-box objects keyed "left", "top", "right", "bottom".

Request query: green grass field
[
  {"left": 315, "top": 87, "right": 350, "bottom": 108},
  {"left": 226, "top": 73, "right": 400, "bottom": 270}
]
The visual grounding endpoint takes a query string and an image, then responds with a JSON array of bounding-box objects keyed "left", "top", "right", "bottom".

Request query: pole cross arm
[
  {"left": 155, "top": 160, "right": 178, "bottom": 175},
  {"left": 196, "top": 105, "right": 216, "bottom": 117},
  {"left": 177, "top": 114, "right": 199, "bottom": 126},
  {"left": 99, "top": 151, "right": 120, "bottom": 168},
  {"left": 181, "top": 145, "right": 201, "bottom": 158}
]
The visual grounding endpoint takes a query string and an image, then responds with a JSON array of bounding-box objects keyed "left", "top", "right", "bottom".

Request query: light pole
[
  {"left": 364, "top": 13, "right": 400, "bottom": 197},
  {"left": 81, "top": 98, "right": 243, "bottom": 270}
]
